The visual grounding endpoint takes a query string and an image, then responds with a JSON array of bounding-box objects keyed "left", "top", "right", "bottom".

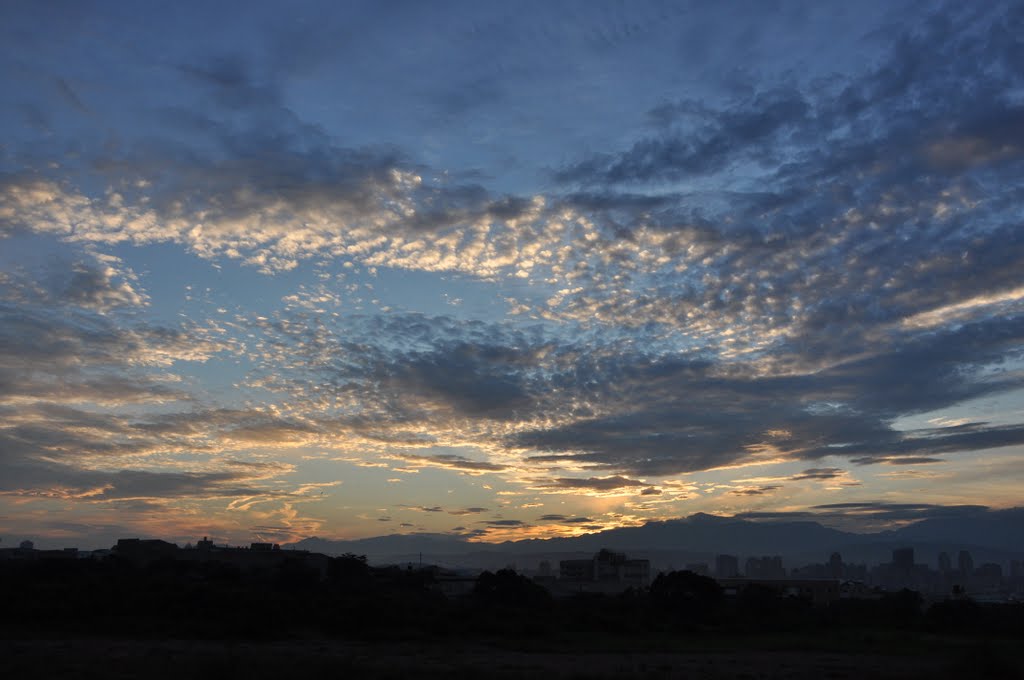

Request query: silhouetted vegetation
[
  {"left": 2, "top": 555, "right": 1022, "bottom": 670},
  {"left": 649, "top": 569, "right": 723, "bottom": 626}
]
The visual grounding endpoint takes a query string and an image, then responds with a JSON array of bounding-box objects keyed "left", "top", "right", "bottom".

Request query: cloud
[
  {"left": 556, "top": 86, "right": 811, "bottom": 185},
  {"left": 377, "top": 341, "right": 536, "bottom": 419},
  {"left": 447, "top": 507, "right": 489, "bottom": 515},
  {"left": 0, "top": 462, "right": 292, "bottom": 503},
  {"left": 400, "top": 505, "right": 443, "bottom": 513},
  {"left": 850, "top": 456, "right": 945, "bottom": 466},
  {"left": 381, "top": 452, "right": 509, "bottom": 474},
  {"left": 3, "top": 1, "right": 1024, "bottom": 540},
  {"left": 536, "top": 514, "right": 596, "bottom": 524},
  {"left": 0, "top": 160, "right": 553, "bottom": 279},
  {"left": 737, "top": 502, "right": 995, "bottom": 524},
  {"left": 789, "top": 468, "right": 845, "bottom": 481},
  {"left": 236, "top": 295, "right": 1024, "bottom": 484},
  {"left": 0, "top": 263, "right": 315, "bottom": 509},
  {"left": 534, "top": 476, "right": 647, "bottom": 492},
  {"left": 808, "top": 502, "right": 992, "bottom": 523},
  {"left": 730, "top": 485, "right": 781, "bottom": 497},
  {"left": 511, "top": 311, "right": 1024, "bottom": 476}
]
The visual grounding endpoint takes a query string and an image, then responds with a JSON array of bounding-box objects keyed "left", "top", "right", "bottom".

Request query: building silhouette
[
  {"left": 557, "top": 549, "right": 650, "bottom": 593},
  {"left": 828, "top": 552, "right": 843, "bottom": 579},
  {"left": 958, "top": 550, "right": 974, "bottom": 581},
  {"left": 892, "top": 548, "right": 914, "bottom": 571},
  {"left": 717, "top": 577, "right": 841, "bottom": 606},
  {"left": 113, "top": 537, "right": 329, "bottom": 578},
  {"left": 744, "top": 555, "right": 785, "bottom": 579},
  {"left": 715, "top": 554, "right": 739, "bottom": 578}
]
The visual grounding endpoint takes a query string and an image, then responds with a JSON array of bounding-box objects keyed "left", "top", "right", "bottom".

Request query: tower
[
  {"left": 828, "top": 552, "right": 843, "bottom": 579},
  {"left": 958, "top": 550, "right": 973, "bottom": 578}
]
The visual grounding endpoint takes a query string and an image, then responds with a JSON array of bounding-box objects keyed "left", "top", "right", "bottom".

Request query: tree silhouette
[
  {"left": 473, "top": 569, "right": 552, "bottom": 609},
  {"left": 649, "top": 570, "right": 723, "bottom": 623}
]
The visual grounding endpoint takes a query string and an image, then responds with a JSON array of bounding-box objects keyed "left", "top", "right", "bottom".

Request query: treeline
[{"left": 2, "top": 557, "right": 1022, "bottom": 641}]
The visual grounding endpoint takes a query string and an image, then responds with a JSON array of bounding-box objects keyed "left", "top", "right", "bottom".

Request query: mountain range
[{"left": 289, "top": 509, "right": 1024, "bottom": 571}]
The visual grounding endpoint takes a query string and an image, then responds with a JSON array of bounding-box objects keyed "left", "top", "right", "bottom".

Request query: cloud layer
[{"left": 1, "top": 0, "right": 1023, "bottom": 545}]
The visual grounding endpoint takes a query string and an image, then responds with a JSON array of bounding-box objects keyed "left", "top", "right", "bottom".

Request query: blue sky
[{"left": 2, "top": 0, "right": 1023, "bottom": 548}]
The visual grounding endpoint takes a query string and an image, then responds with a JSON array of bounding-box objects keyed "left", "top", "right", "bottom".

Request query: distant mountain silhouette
[
  {"left": 293, "top": 532, "right": 470, "bottom": 557},
  {"left": 502, "top": 514, "right": 854, "bottom": 555},
  {"left": 881, "top": 507, "right": 1024, "bottom": 553},
  {"left": 290, "top": 509, "right": 1024, "bottom": 565}
]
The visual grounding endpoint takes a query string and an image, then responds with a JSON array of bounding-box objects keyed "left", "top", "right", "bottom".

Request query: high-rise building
[
  {"left": 715, "top": 554, "right": 739, "bottom": 578},
  {"left": 892, "top": 547, "right": 914, "bottom": 571},
  {"left": 937, "top": 552, "right": 952, "bottom": 573},
  {"left": 745, "top": 555, "right": 785, "bottom": 579},
  {"left": 958, "top": 550, "right": 974, "bottom": 578},
  {"left": 828, "top": 552, "right": 843, "bottom": 579},
  {"left": 558, "top": 549, "right": 650, "bottom": 588}
]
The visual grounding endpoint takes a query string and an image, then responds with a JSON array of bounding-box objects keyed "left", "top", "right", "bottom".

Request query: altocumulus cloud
[{"left": 1, "top": 0, "right": 1023, "bottom": 542}]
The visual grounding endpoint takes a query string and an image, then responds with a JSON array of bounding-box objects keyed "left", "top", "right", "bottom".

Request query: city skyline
[{"left": 2, "top": 1, "right": 1023, "bottom": 549}]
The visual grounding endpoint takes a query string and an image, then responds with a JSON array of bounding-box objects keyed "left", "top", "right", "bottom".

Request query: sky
[{"left": 1, "top": 0, "right": 1023, "bottom": 549}]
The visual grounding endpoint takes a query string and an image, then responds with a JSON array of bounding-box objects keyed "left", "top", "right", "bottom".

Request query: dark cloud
[
  {"left": 737, "top": 502, "right": 996, "bottom": 526},
  {"left": 0, "top": 461, "right": 286, "bottom": 502},
  {"left": 177, "top": 54, "right": 279, "bottom": 111},
  {"left": 384, "top": 452, "right": 508, "bottom": 473},
  {"left": 225, "top": 460, "right": 294, "bottom": 472},
  {"left": 479, "top": 519, "right": 526, "bottom": 527},
  {"left": 0, "top": 404, "right": 307, "bottom": 503},
  {"left": 250, "top": 300, "right": 1024, "bottom": 480},
  {"left": 536, "top": 514, "right": 596, "bottom": 524},
  {"left": 850, "top": 456, "right": 944, "bottom": 466},
  {"left": 536, "top": 476, "right": 647, "bottom": 492},
  {"left": 0, "top": 280, "right": 317, "bottom": 504},
  {"left": 514, "top": 311, "right": 1024, "bottom": 476},
  {"left": 448, "top": 507, "right": 489, "bottom": 515},
  {"left": 382, "top": 341, "right": 536, "bottom": 418},
  {"left": 808, "top": 502, "right": 991, "bottom": 523},
  {"left": 731, "top": 485, "right": 781, "bottom": 497},
  {"left": 558, "top": 3, "right": 1024, "bottom": 192},
  {"left": 790, "top": 468, "right": 844, "bottom": 481},
  {"left": 251, "top": 313, "right": 560, "bottom": 428},
  {"left": 556, "top": 86, "right": 811, "bottom": 185},
  {"left": 730, "top": 503, "right": 1010, "bottom": 536}
]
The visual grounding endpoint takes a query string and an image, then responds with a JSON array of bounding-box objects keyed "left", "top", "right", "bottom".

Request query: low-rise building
[
  {"left": 556, "top": 549, "right": 650, "bottom": 594},
  {"left": 717, "top": 577, "right": 841, "bottom": 606}
]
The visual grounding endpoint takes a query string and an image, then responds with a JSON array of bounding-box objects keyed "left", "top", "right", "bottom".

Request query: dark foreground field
[
  {"left": 3, "top": 634, "right": 1021, "bottom": 680},
  {"left": 3, "top": 557, "right": 1021, "bottom": 678}
]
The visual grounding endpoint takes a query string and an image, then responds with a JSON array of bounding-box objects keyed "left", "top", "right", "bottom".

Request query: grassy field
[{"left": 3, "top": 634, "right": 1020, "bottom": 679}]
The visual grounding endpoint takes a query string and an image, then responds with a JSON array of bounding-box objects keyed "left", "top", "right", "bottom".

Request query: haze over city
[{"left": 2, "top": 0, "right": 1023, "bottom": 551}]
